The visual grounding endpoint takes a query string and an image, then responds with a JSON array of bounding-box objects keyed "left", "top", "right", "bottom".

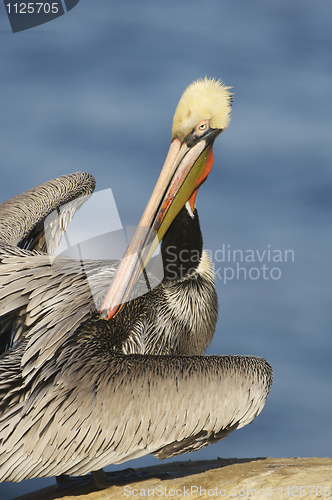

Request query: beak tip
[
  {"left": 100, "top": 308, "right": 109, "bottom": 320},
  {"left": 100, "top": 303, "right": 120, "bottom": 321}
]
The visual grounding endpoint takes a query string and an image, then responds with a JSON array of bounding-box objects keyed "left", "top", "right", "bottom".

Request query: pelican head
[
  {"left": 101, "top": 78, "right": 232, "bottom": 319},
  {"left": 172, "top": 77, "right": 231, "bottom": 141}
]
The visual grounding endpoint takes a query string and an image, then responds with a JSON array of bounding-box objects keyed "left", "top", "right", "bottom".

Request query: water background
[{"left": 0, "top": 1, "right": 331, "bottom": 498}]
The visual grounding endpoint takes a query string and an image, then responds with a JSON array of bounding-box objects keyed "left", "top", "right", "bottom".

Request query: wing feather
[
  {"left": 0, "top": 348, "right": 272, "bottom": 481},
  {"left": 0, "top": 246, "right": 118, "bottom": 384},
  {"left": 0, "top": 172, "right": 95, "bottom": 250}
]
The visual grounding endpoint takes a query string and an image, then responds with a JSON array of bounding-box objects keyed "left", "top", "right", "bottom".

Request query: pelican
[{"left": 0, "top": 78, "right": 272, "bottom": 489}]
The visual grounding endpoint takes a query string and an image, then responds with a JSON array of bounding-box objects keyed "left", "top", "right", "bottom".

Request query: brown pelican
[{"left": 0, "top": 78, "right": 272, "bottom": 489}]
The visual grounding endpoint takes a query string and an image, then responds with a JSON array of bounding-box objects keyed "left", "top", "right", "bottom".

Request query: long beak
[{"left": 100, "top": 130, "right": 220, "bottom": 320}]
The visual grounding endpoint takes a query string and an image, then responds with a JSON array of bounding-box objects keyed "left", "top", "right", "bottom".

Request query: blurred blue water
[{"left": 0, "top": 0, "right": 331, "bottom": 498}]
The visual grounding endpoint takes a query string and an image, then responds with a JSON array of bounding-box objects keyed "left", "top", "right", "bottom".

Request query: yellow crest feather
[{"left": 172, "top": 77, "right": 232, "bottom": 141}]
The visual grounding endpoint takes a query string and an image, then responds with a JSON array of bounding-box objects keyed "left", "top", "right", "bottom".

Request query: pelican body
[{"left": 0, "top": 79, "right": 272, "bottom": 486}]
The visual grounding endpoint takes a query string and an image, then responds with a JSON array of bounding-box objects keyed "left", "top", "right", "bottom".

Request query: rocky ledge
[{"left": 11, "top": 457, "right": 332, "bottom": 500}]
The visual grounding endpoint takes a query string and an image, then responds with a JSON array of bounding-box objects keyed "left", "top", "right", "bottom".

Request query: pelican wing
[
  {"left": 0, "top": 349, "right": 272, "bottom": 481},
  {"left": 0, "top": 245, "right": 118, "bottom": 374},
  {"left": 0, "top": 172, "right": 95, "bottom": 252},
  {"left": 0, "top": 171, "right": 98, "bottom": 356}
]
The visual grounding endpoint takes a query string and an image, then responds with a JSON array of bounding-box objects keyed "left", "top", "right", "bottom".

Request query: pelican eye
[
  {"left": 184, "top": 120, "right": 212, "bottom": 147},
  {"left": 194, "top": 120, "right": 210, "bottom": 137}
]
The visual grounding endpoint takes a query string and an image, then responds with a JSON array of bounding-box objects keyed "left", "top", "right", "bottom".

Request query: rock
[{"left": 10, "top": 457, "right": 332, "bottom": 500}]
